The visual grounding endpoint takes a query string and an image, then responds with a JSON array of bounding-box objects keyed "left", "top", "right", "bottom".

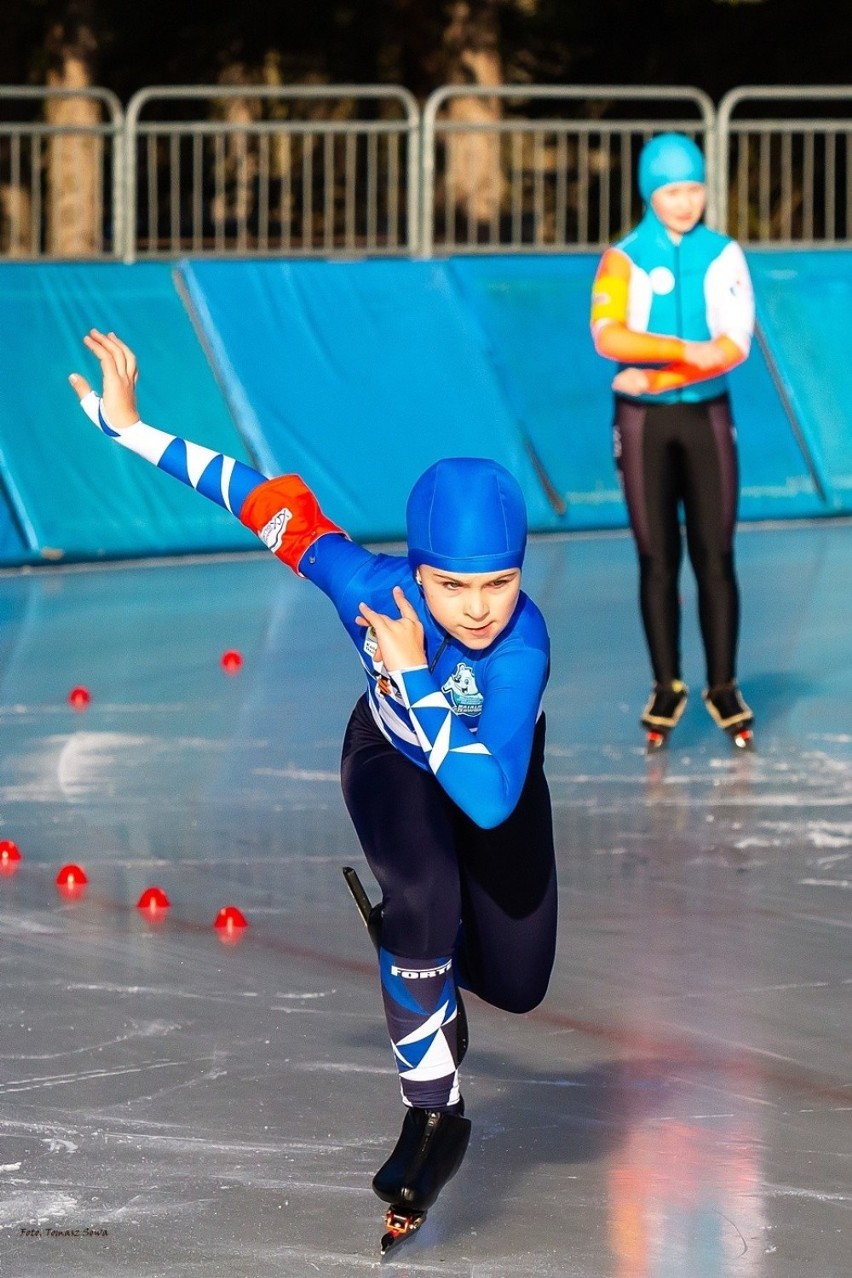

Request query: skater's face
[
  {"left": 651, "top": 181, "right": 706, "bottom": 237},
  {"left": 416, "top": 565, "right": 522, "bottom": 649}
]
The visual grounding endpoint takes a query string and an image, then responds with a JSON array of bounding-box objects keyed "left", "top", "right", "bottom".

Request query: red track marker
[
  {"left": 214, "top": 904, "right": 248, "bottom": 945},
  {"left": 137, "top": 886, "right": 171, "bottom": 914},
  {"left": 220, "top": 649, "right": 243, "bottom": 675},
  {"left": 56, "top": 862, "right": 88, "bottom": 899},
  {"left": 0, "top": 840, "right": 21, "bottom": 876},
  {"left": 68, "top": 686, "right": 92, "bottom": 710}
]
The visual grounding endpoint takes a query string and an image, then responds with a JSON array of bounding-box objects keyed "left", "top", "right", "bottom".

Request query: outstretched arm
[
  {"left": 70, "top": 329, "right": 267, "bottom": 517},
  {"left": 69, "top": 329, "right": 346, "bottom": 573}
]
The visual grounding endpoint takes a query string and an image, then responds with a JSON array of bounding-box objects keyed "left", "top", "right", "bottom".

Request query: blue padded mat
[
  {"left": 748, "top": 249, "right": 852, "bottom": 513},
  {"left": 0, "top": 263, "right": 257, "bottom": 564},
  {"left": 178, "top": 258, "right": 568, "bottom": 539}
]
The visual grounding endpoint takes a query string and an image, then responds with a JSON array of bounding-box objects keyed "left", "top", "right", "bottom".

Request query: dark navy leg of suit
[
  {"left": 340, "top": 695, "right": 557, "bottom": 1109},
  {"left": 341, "top": 696, "right": 556, "bottom": 1001}
]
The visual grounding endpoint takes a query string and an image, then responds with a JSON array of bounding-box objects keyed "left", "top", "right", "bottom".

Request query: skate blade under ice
[{"left": 380, "top": 1206, "right": 426, "bottom": 1255}]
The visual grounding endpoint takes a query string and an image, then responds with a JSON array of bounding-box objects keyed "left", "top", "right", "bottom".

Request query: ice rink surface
[{"left": 1, "top": 520, "right": 850, "bottom": 1276}]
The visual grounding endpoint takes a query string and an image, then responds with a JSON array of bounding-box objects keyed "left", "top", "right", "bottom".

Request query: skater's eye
[{"left": 486, "top": 573, "right": 519, "bottom": 592}]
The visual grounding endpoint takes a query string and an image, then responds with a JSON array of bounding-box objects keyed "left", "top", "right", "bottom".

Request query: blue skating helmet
[
  {"left": 406, "top": 457, "right": 527, "bottom": 575},
  {"left": 638, "top": 132, "right": 706, "bottom": 202}
]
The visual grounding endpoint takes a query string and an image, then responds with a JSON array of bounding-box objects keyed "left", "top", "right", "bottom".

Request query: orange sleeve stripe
[
  {"left": 715, "top": 335, "right": 748, "bottom": 368},
  {"left": 239, "top": 474, "right": 346, "bottom": 574},
  {"left": 592, "top": 248, "right": 686, "bottom": 363},
  {"left": 644, "top": 336, "right": 748, "bottom": 393},
  {"left": 595, "top": 325, "right": 686, "bottom": 364},
  {"left": 590, "top": 248, "right": 631, "bottom": 328}
]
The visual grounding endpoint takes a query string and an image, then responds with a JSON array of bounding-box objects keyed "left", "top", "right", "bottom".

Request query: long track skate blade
[
  {"left": 380, "top": 1207, "right": 425, "bottom": 1255},
  {"left": 341, "top": 865, "right": 374, "bottom": 930}
]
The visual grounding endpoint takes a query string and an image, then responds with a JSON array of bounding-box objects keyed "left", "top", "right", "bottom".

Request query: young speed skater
[
  {"left": 70, "top": 330, "right": 558, "bottom": 1254},
  {"left": 591, "top": 132, "right": 756, "bottom": 751}
]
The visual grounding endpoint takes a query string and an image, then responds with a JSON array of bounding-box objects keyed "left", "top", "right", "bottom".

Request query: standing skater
[
  {"left": 69, "top": 330, "right": 558, "bottom": 1253},
  {"left": 591, "top": 132, "right": 756, "bottom": 750}
]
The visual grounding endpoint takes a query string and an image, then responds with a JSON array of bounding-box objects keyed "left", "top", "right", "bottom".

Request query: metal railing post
[
  {"left": 123, "top": 84, "right": 419, "bottom": 262},
  {"left": 420, "top": 83, "right": 715, "bottom": 255},
  {"left": 0, "top": 85, "right": 123, "bottom": 260}
]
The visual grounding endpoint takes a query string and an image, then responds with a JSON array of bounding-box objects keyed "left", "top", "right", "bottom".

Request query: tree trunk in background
[
  {"left": 441, "top": 0, "right": 505, "bottom": 228},
  {"left": 0, "top": 184, "right": 34, "bottom": 257},
  {"left": 210, "top": 65, "right": 262, "bottom": 247},
  {"left": 45, "top": 10, "right": 101, "bottom": 256}
]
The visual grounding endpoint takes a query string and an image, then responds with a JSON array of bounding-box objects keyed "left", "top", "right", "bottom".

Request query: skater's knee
[
  {"left": 509, "top": 994, "right": 544, "bottom": 1015},
  {"left": 502, "top": 992, "right": 546, "bottom": 1015},
  {"left": 639, "top": 550, "right": 680, "bottom": 582},
  {"left": 689, "top": 544, "right": 735, "bottom": 582},
  {"left": 381, "top": 883, "right": 460, "bottom": 958},
  {"left": 490, "top": 978, "right": 550, "bottom": 1015}
]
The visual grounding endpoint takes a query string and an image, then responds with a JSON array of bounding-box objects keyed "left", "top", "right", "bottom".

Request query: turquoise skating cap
[
  {"left": 638, "top": 133, "right": 706, "bottom": 201},
  {"left": 406, "top": 457, "right": 527, "bottom": 574}
]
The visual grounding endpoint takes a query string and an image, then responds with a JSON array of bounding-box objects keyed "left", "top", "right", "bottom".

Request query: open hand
[
  {"left": 682, "top": 339, "right": 724, "bottom": 371},
  {"left": 356, "top": 586, "right": 426, "bottom": 671},
  {"left": 69, "top": 329, "right": 140, "bottom": 429},
  {"left": 612, "top": 367, "right": 652, "bottom": 395}
]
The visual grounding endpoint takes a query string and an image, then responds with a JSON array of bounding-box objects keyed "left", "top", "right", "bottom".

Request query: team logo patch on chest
[{"left": 441, "top": 663, "right": 483, "bottom": 717}]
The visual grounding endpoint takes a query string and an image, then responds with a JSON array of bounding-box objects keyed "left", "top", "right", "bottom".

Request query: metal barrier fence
[
  {"left": 0, "top": 83, "right": 850, "bottom": 260},
  {"left": 717, "top": 86, "right": 852, "bottom": 246},
  {"left": 421, "top": 84, "right": 714, "bottom": 255},
  {"left": 124, "top": 85, "right": 419, "bottom": 261},
  {"left": 0, "top": 86, "right": 123, "bottom": 258}
]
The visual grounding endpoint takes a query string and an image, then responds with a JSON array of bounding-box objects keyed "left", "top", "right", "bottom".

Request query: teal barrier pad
[
  {"left": 178, "top": 258, "right": 568, "bottom": 540},
  {"left": 748, "top": 249, "right": 852, "bottom": 514},
  {"left": 0, "top": 263, "right": 257, "bottom": 564}
]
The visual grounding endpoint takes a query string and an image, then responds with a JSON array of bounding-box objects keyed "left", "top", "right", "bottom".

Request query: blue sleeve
[
  {"left": 90, "top": 399, "right": 267, "bottom": 519},
  {"left": 297, "top": 529, "right": 379, "bottom": 610},
  {"left": 392, "top": 637, "right": 549, "bottom": 829}
]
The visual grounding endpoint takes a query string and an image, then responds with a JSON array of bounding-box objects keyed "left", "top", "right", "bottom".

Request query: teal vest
[{"left": 615, "top": 211, "right": 735, "bottom": 404}]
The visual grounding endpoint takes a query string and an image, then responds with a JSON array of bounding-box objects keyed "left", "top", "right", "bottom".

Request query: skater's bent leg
[
  {"left": 454, "top": 716, "right": 558, "bottom": 1014},
  {"left": 378, "top": 948, "right": 463, "bottom": 1111},
  {"left": 341, "top": 697, "right": 466, "bottom": 1108},
  {"left": 340, "top": 696, "right": 462, "bottom": 956}
]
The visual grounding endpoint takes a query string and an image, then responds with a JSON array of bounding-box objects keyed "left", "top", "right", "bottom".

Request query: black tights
[
  {"left": 614, "top": 394, "right": 741, "bottom": 687},
  {"left": 340, "top": 696, "right": 557, "bottom": 1015}
]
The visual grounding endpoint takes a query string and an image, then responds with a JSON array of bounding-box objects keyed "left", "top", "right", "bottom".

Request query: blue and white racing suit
[{"left": 81, "top": 393, "right": 557, "bottom": 1112}]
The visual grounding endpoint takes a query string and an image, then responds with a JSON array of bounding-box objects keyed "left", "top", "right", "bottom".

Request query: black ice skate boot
[
  {"left": 702, "top": 681, "right": 754, "bottom": 750},
  {"left": 341, "top": 866, "right": 468, "bottom": 1063},
  {"left": 372, "top": 1106, "right": 472, "bottom": 1253},
  {"left": 640, "top": 679, "right": 688, "bottom": 751}
]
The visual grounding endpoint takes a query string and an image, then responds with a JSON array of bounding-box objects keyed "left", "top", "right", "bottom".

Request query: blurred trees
[
  {"left": 43, "top": 3, "right": 101, "bottom": 254},
  {"left": 0, "top": 0, "right": 847, "bottom": 254},
  {"left": 1, "top": 0, "right": 848, "bottom": 104}
]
